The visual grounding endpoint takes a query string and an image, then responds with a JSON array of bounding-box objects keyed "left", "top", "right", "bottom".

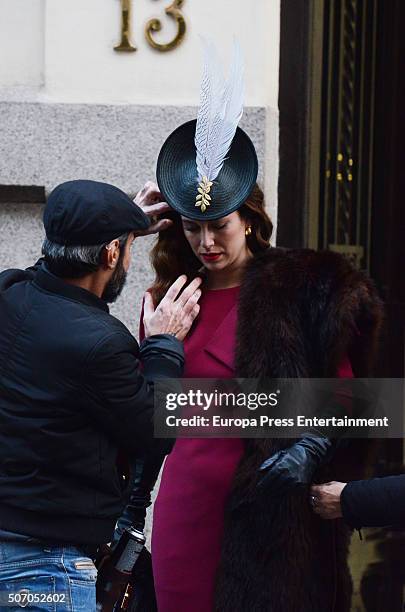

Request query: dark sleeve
[
  {"left": 341, "top": 474, "right": 405, "bottom": 528},
  {"left": 112, "top": 445, "right": 167, "bottom": 543},
  {"left": 82, "top": 331, "right": 183, "bottom": 454},
  {"left": 140, "top": 334, "right": 184, "bottom": 379}
]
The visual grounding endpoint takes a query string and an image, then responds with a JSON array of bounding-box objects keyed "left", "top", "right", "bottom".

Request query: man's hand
[
  {"left": 143, "top": 275, "right": 202, "bottom": 341},
  {"left": 310, "top": 481, "right": 346, "bottom": 519},
  {"left": 133, "top": 181, "right": 173, "bottom": 235}
]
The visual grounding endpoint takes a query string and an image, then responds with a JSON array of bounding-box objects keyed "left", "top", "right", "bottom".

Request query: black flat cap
[
  {"left": 44, "top": 180, "right": 150, "bottom": 246},
  {"left": 156, "top": 120, "right": 258, "bottom": 221}
]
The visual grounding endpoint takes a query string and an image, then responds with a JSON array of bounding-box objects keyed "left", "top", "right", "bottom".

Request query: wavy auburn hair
[{"left": 149, "top": 183, "right": 273, "bottom": 304}]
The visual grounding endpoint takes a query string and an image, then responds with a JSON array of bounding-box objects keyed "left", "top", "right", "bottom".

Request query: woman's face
[{"left": 181, "top": 212, "right": 250, "bottom": 272}]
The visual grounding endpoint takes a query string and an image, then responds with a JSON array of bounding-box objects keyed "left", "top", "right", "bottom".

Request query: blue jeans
[{"left": 0, "top": 541, "right": 97, "bottom": 611}]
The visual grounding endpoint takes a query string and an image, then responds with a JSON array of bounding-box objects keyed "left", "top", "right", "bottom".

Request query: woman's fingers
[{"left": 259, "top": 451, "right": 283, "bottom": 472}]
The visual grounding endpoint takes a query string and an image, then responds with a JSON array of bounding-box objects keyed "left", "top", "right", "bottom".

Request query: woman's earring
[{"left": 245, "top": 226, "right": 252, "bottom": 236}]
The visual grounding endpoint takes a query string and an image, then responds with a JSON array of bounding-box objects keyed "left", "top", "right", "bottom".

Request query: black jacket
[
  {"left": 342, "top": 474, "right": 405, "bottom": 528},
  {"left": 0, "top": 261, "right": 183, "bottom": 545}
]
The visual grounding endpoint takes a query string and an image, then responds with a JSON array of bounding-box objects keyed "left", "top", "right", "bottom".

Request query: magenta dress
[
  {"left": 150, "top": 286, "right": 354, "bottom": 612},
  {"left": 151, "top": 287, "right": 244, "bottom": 612}
]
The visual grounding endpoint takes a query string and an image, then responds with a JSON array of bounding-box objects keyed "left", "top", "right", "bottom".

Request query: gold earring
[{"left": 245, "top": 226, "right": 252, "bottom": 236}]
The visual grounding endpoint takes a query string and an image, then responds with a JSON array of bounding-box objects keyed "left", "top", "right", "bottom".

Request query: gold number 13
[{"left": 114, "top": 0, "right": 187, "bottom": 53}]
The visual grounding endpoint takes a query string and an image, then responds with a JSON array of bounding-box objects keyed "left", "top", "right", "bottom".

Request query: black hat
[
  {"left": 156, "top": 119, "right": 258, "bottom": 221},
  {"left": 44, "top": 180, "right": 150, "bottom": 246}
]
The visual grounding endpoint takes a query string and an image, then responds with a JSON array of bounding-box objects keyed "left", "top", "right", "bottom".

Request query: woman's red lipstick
[{"left": 201, "top": 253, "right": 222, "bottom": 262}]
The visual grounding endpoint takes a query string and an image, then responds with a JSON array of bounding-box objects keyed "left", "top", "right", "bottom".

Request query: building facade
[{"left": 0, "top": 0, "right": 280, "bottom": 333}]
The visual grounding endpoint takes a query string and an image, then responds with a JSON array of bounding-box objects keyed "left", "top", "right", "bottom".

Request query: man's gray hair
[{"left": 42, "top": 233, "right": 129, "bottom": 278}]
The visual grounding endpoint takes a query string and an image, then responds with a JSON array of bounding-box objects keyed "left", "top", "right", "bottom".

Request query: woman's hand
[
  {"left": 310, "top": 481, "right": 346, "bottom": 519},
  {"left": 143, "top": 275, "right": 202, "bottom": 341},
  {"left": 257, "top": 435, "right": 335, "bottom": 496},
  {"left": 133, "top": 181, "right": 173, "bottom": 235}
]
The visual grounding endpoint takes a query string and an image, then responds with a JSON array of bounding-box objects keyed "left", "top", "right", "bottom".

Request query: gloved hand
[
  {"left": 257, "top": 434, "right": 335, "bottom": 496},
  {"left": 112, "top": 442, "right": 169, "bottom": 549}
]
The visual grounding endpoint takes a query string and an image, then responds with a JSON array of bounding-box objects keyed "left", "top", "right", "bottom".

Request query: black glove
[
  {"left": 257, "top": 434, "right": 335, "bottom": 496},
  {"left": 112, "top": 441, "right": 170, "bottom": 548}
]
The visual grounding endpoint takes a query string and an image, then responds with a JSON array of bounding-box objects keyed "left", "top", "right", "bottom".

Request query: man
[{"left": 0, "top": 180, "right": 201, "bottom": 611}]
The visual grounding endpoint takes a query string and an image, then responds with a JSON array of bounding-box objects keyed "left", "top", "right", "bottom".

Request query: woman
[
  {"left": 142, "top": 183, "right": 272, "bottom": 612},
  {"left": 140, "top": 176, "right": 382, "bottom": 612},
  {"left": 130, "top": 44, "right": 383, "bottom": 611}
]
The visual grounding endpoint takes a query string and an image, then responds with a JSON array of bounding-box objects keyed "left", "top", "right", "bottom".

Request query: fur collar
[{"left": 235, "top": 247, "right": 383, "bottom": 378}]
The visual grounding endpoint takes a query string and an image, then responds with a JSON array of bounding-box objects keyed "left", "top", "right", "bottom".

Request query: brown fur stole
[{"left": 214, "top": 247, "right": 383, "bottom": 612}]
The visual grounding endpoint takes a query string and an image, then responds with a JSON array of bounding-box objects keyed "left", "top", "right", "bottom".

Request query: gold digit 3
[{"left": 145, "top": 0, "right": 186, "bottom": 52}]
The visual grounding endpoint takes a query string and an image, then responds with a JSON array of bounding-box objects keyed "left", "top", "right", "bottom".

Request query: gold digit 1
[
  {"left": 145, "top": 0, "right": 186, "bottom": 52},
  {"left": 114, "top": 0, "right": 137, "bottom": 52}
]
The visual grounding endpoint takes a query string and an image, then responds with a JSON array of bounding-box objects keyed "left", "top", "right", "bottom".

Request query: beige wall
[
  {"left": 0, "top": 0, "right": 44, "bottom": 89},
  {"left": 0, "top": 0, "right": 280, "bottom": 233},
  {"left": 0, "top": 0, "right": 279, "bottom": 107}
]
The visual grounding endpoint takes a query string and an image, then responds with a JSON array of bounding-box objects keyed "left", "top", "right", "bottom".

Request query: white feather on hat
[{"left": 194, "top": 39, "right": 245, "bottom": 212}]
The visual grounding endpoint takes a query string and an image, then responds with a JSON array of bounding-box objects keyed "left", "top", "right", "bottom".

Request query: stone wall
[{"left": 0, "top": 105, "right": 273, "bottom": 335}]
